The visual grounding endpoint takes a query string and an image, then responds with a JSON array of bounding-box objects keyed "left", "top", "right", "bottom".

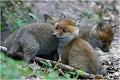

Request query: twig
[
  {"left": 0, "top": 50, "right": 105, "bottom": 79},
  {"left": 33, "top": 57, "right": 106, "bottom": 79},
  {"left": 58, "top": 69, "right": 68, "bottom": 78},
  {"left": 0, "top": 46, "right": 7, "bottom": 52}
]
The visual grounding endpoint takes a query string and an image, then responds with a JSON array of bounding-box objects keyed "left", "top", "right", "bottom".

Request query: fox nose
[
  {"left": 104, "top": 50, "right": 109, "bottom": 52},
  {"left": 102, "top": 48, "right": 109, "bottom": 52},
  {"left": 53, "top": 33, "right": 57, "bottom": 37}
]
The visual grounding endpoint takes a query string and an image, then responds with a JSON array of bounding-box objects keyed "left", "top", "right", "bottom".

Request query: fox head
[
  {"left": 90, "top": 22, "right": 114, "bottom": 52},
  {"left": 53, "top": 18, "right": 80, "bottom": 44}
]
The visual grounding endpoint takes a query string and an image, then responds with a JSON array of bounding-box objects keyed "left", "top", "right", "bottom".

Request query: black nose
[
  {"left": 104, "top": 50, "right": 109, "bottom": 52},
  {"left": 53, "top": 34, "right": 56, "bottom": 37},
  {"left": 102, "top": 49, "right": 109, "bottom": 52}
]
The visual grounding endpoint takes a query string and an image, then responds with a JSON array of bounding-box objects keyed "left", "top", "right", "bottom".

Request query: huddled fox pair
[{"left": 4, "top": 14, "right": 114, "bottom": 75}]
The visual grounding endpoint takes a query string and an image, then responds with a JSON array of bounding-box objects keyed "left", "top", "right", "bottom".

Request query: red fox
[
  {"left": 53, "top": 18, "right": 100, "bottom": 74},
  {"left": 79, "top": 22, "right": 114, "bottom": 52},
  {"left": 4, "top": 23, "right": 59, "bottom": 62},
  {"left": 44, "top": 14, "right": 114, "bottom": 52}
]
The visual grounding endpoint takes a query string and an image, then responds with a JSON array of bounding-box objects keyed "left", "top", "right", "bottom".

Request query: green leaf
[
  {"left": 0, "top": 23, "right": 5, "bottom": 31},
  {"left": 65, "top": 72, "right": 71, "bottom": 78},
  {"left": 98, "top": 8, "right": 103, "bottom": 22},
  {"left": 77, "top": 70, "right": 86, "bottom": 75},
  {"left": 23, "top": 18, "right": 30, "bottom": 23},
  {"left": 47, "top": 62, "right": 52, "bottom": 67},
  {"left": 41, "top": 61, "right": 48, "bottom": 66},
  {"left": 29, "top": 13, "right": 38, "bottom": 20},
  {"left": 41, "top": 61, "right": 52, "bottom": 67},
  {"left": 14, "top": 19, "right": 26, "bottom": 27},
  {"left": 67, "top": 71, "right": 76, "bottom": 75},
  {"left": 83, "top": 12, "right": 93, "bottom": 19},
  {"left": 75, "top": 70, "right": 86, "bottom": 79}
]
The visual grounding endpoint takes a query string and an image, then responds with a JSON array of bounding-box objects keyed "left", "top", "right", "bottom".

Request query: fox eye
[
  {"left": 55, "top": 27, "right": 58, "bottom": 30},
  {"left": 62, "top": 29, "right": 67, "bottom": 33}
]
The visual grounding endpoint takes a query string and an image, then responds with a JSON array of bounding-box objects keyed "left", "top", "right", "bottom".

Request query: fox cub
[
  {"left": 53, "top": 18, "right": 100, "bottom": 74},
  {"left": 4, "top": 14, "right": 65, "bottom": 62},
  {"left": 4, "top": 23, "right": 59, "bottom": 62},
  {"left": 79, "top": 22, "right": 114, "bottom": 52},
  {"left": 45, "top": 14, "right": 114, "bottom": 52}
]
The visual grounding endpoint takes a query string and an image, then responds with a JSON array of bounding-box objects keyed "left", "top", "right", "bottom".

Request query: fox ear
[
  {"left": 74, "top": 19, "right": 81, "bottom": 26},
  {"left": 97, "top": 22, "right": 105, "bottom": 31},
  {"left": 59, "top": 13, "right": 66, "bottom": 21},
  {"left": 44, "top": 14, "right": 52, "bottom": 23}
]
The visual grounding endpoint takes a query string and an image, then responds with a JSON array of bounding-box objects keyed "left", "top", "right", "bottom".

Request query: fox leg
[
  {"left": 20, "top": 34, "right": 39, "bottom": 63},
  {"left": 52, "top": 51, "right": 58, "bottom": 61},
  {"left": 54, "top": 54, "right": 61, "bottom": 69}
]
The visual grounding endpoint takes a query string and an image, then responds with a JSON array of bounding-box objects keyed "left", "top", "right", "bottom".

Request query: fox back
[
  {"left": 53, "top": 18, "right": 100, "bottom": 74},
  {"left": 4, "top": 23, "right": 59, "bottom": 62}
]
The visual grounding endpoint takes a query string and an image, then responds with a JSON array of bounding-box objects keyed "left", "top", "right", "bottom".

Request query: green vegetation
[
  {"left": 0, "top": 52, "right": 66, "bottom": 79},
  {"left": 0, "top": 23, "right": 5, "bottom": 31},
  {"left": 83, "top": 12, "right": 93, "bottom": 19},
  {"left": 76, "top": 70, "right": 86, "bottom": 79},
  {"left": 0, "top": 51, "right": 86, "bottom": 79},
  {"left": 1, "top": 52, "right": 85, "bottom": 79},
  {"left": 98, "top": 8, "right": 103, "bottom": 22},
  {"left": 0, "top": 0, "right": 37, "bottom": 32},
  {"left": 0, "top": 52, "right": 30, "bottom": 79}
]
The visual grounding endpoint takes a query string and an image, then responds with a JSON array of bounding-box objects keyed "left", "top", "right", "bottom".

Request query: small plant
[
  {"left": 0, "top": 23, "right": 5, "bottom": 31},
  {"left": 83, "top": 12, "right": 93, "bottom": 19},
  {"left": 98, "top": 8, "right": 103, "bottom": 22},
  {"left": 1, "top": 0, "right": 37, "bottom": 32},
  {"left": 0, "top": 52, "right": 67, "bottom": 79},
  {"left": 0, "top": 52, "right": 31, "bottom": 79},
  {"left": 75, "top": 70, "right": 86, "bottom": 79}
]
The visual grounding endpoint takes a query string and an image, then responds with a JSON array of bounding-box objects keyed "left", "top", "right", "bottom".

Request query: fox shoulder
[{"left": 68, "top": 37, "right": 99, "bottom": 74}]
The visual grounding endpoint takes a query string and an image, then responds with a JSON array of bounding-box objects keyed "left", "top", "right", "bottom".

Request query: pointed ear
[
  {"left": 97, "top": 22, "right": 105, "bottom": 31},
  {"left": 74, "top": 19, "right": 81, "bottom": 26},
  {"left": 59, "top": 13, "right": 66, "bottom": 21},
  {"left": 44, "top": 14, "right": 52, "bottom": 23}
]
